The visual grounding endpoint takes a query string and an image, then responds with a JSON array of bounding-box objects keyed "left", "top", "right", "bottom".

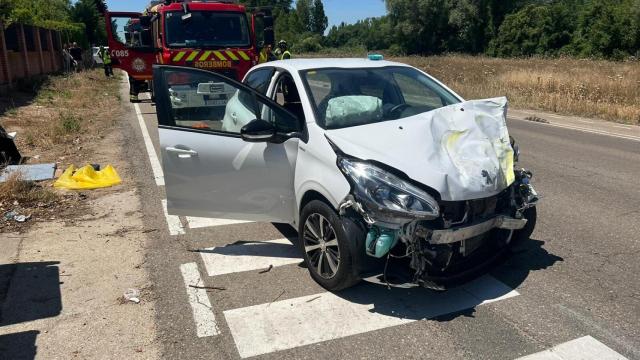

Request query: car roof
[{"left": 254, "top": 58, "right": 412, "bottom": 72}]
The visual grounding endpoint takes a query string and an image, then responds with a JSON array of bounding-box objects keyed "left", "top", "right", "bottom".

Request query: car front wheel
[{"left": 298, "top": 200, "right": 360, "bottom": 291}]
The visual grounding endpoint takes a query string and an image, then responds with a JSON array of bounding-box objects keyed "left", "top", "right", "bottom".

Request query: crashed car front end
[{"left": 331, "top": 98, "right": 539, "bottom": 289}]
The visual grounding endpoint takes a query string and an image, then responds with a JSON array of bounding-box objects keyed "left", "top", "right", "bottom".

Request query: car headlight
[{"left": 338, "top": 158, "right": 440, "bottom": 219}]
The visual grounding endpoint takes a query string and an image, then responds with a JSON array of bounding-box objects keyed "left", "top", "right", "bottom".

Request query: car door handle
[{"left": 166, "top": 147, "right": 198, "bottom": 158}]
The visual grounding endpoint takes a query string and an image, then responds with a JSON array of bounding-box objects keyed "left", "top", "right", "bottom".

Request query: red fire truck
[{"left": 104, "top": 0, "right": 273, "bottom": 101}]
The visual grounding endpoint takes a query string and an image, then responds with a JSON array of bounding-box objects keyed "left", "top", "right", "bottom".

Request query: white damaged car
[{"left": 153, "top": 57, "right": 539, "bottom": 291}]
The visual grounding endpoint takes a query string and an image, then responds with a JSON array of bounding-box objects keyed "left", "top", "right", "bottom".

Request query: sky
[{"left": 103, "top": 0, "right": 387, "bottom": 28}]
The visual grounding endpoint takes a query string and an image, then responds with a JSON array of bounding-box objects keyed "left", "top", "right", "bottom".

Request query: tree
[
  {"left": 296, "top": 0, "right": 312, "bottom": 32},
  {"left": 489, "top": 4, "right": 573, "bottom": 57},
  {"left": 71, "top": 0, "right": 106, "bottom": 46},
  {"left": 311, "top": 0, "right": 328, "bottom": 35}
]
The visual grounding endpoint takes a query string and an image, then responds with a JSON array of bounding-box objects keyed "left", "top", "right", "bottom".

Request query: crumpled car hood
[{"left": 325, "top": 97, "right": 515, "bottom": 201}]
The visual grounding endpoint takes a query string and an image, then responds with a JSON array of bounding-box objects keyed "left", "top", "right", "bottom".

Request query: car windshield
[
  {"left": 301, "top": 66, "right": 461, "bottom": 129},
  {"left": 165, "top": 11, "right": 250, "bottom": 48}
]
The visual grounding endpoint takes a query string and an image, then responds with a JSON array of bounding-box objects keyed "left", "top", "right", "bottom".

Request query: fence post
[
  {"left": 18, "top": 24, "right": 30, "bottom": 78},
  {"left": 47, "top": 29, "right": 57, "bottom": 72},
  {"left": 34, "top": 27, "right": 45, "bottom": 74},
  {"left": 0, "top": 22, "right": 12, "bottom": 87}
]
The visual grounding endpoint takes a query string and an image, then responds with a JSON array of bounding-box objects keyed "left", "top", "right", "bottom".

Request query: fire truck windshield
[{"left": 165, "top": 11, "right": 250, "bottom": 49}]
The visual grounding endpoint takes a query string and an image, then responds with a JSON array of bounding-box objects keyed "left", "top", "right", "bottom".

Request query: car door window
[
  {"left": 243, "top": 68, "right": 274, "bottom": 95},
  {"left": 271, "top": 74, "right": 305, "bottom": 130},
  {"left": 157, "top": 67, "right": 301, "bottom": 135}
]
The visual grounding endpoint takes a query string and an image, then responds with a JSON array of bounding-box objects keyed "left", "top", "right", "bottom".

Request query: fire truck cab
[{"left": 105, "top": 0, "right": 274, "bottom": 103}]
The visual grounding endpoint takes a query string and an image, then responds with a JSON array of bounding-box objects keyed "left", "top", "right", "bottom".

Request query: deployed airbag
[{"left": 325, "top": 96, "right": 382, "bottom": 128}]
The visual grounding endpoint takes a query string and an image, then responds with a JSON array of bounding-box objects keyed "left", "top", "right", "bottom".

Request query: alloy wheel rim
[{"left": 303, "top": 213, "right": 340, "bottom": 279}]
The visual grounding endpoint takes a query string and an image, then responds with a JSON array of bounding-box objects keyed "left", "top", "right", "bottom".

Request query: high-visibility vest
[
  {"left": 100, "top": 50, "right": 111, "bottom": 65},
  {"left": 259, "top": 50, "right": 269, "bottom": 64},
  {"left": 280, "top": 51, "right": 292, "bottom": 60}
]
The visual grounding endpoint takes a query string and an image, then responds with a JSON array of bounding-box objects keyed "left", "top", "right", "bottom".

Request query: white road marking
[
  {"left": 134, "top": 102, "right": 165, "bottom": 186},
  {"left": 186, "top": 216, "right": 253, "bottom": 229},
  {"left": 224, "top": 275, "right": 519, "bottom": 358},
  {"left": 614, "top": 124, "right": 634, "bottom": 129},
  {"left": 574, "top": 119, "right": 595, "bottom": 124},
  {"left": 180, "top": 262, "right": 220, "bottom": 337},
  {"left": 162, "top": 199, "right": 185, "bottom": 235},
  {"left": 511, "top": 117, "right": 640, "bottom": 142},
  {"left": 516, "top": 336, "right": 628, "bottom": 360},
  {"left": 200, "top": 238, "right": 300, "bottom": 276}
]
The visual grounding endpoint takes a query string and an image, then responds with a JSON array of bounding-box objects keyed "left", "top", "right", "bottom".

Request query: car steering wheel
[{"left": 387, "top": 103, "right": 411, "bottom": 119}]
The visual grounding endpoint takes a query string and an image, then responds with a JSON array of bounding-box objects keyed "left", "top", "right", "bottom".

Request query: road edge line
[{"left": 180, "top": 262, "right": 220, "bottom": 337}]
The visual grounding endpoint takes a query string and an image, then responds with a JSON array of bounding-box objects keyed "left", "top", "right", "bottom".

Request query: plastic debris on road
[
  {"left": 54, "top": 164, "right": 121, "bottom": 190},
  {"left": 123, "top": 288, "right": 140, "bottom": 304},
  {"left": 3, "top": 210, "right": 31, "bottom": 223}
]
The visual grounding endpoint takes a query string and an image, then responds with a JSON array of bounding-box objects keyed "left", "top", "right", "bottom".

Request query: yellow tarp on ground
[{"left": 54, "top": 165, "right": 121, "bottom": 190}]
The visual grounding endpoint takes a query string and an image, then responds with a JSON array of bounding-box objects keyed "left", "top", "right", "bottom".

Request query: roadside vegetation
[
  {"left": 402, "top": 55, "right": 640, "bottom": 125},
  {"left": 0, "top": 69, "right": 122, "bottom": 231}
]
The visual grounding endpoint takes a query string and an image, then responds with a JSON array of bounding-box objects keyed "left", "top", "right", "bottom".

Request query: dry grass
[
  {"left": 1, "top": 69, "right": 123, "bottom": 163},
  {"left": 305, "top": 52, "right": 640, "bottom": 125},
  {"left": 398, "top": 55, "right": 640, "bottom": 125},
  {"left": 0, "top": 173, "right": 58, "bottom": 207}
]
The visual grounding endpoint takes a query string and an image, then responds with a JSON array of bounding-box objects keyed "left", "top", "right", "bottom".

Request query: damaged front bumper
[
  {"left": 430, "top": 216, "right": 527, "bottom": 245},
  {"left": 338, "top": 167, "right": 539, "bottom": 289}
]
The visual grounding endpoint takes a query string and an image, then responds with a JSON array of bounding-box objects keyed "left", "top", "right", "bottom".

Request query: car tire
[
  {"left": 512, "top": 206, "right": 537, "bottom": 244},
  {"left": 298, "top": 200, "right": 361, "bottom": 291}
]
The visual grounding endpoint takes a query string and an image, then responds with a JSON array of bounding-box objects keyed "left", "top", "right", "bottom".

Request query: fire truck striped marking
[
  {"left": 213, "top": 51, "right": 227, "bottom": 61},
  {"left": 199, "top": 50, "right": 212, "bottom": 61},
  {"left": 237, "top": 50, "right": 251, "bottom": 61},
  {"left": 186, "top": 50, "right": 200, "bottom": 62},
  {"left": 173, "top": 51, "right": 186, "bottom": 62},
  {"left": 225, "top": 50, "right": 239, "bottom": 61}
]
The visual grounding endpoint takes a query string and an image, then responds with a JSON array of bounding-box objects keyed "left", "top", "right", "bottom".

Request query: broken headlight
[{"left": 338, "top": 158, "right": 440, "bottom": 220}]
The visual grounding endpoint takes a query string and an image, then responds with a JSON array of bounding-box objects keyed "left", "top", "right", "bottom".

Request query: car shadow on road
[
  {"left": 332, "top": 239, "right": 562, "bottom": 323},
  {"left": 0, "top": 261, "right": 62, "bottom": 327},
  {"left": 0, "top": 330, "right": 39, "bottom": 360}
]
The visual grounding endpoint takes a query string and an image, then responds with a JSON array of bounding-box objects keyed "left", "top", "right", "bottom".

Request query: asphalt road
[{"left": 120, "top": 89, "right": 639, "bottom": 359}]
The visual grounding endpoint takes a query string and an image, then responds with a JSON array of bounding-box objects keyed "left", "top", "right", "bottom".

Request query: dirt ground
[{"left": 0, "top": 73, "right": 160, "bottom": 359}]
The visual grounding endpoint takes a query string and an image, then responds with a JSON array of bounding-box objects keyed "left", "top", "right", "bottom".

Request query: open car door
[
  {"left": 153, "top": 65, "right": 303, "bottom": 223},
  {"left": 105, "top": 12, "right": 156, "bottom": 80}
]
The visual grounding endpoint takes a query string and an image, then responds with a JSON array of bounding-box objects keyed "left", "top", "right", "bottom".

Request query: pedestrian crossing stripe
[
  {"left": 185, "top": 50, "right": 200, "bottom": 62},
  {"left": 172, "top": 51, "right": 186, "bottom": 62}
]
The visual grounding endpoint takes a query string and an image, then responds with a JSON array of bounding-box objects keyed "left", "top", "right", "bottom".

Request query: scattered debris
[
  {"left": 267, "top": 290, "right": 286, "bottom": 307},
  {"left": 54, "top": 164, "right": 121, "bottom": 190},
  {"left": 306, "top": 295, "right": 321, "bottom": 303},
  {"left": 259, "top": 265, "right": 274, "bottom": 274},
  {"left": 3, "top": 210, "right": 31, "bottom": 223},
  {"left": 0, "top": 125, "right": 21, "bottom": 165},
  {"left": 0, "top": 163, "right": 57, "bottom": 182},
  {"left": 188, "top": 284, "right": 226, "bottom": 291},
  {"left": 14, "top": 214, "right": 31, "bottom": 222},
  {"left": 142, "top": 228, "right": 158, "bottom": 233},
  {"left": 524, "top": 115, "right": 550, "bottom": 124},
  {"left": 123, "top": 288, "right": 141, "bottom": 304}
]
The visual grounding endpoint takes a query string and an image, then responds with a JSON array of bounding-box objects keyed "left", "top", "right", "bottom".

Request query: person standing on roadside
[
  {"left": 69, "top": 42, "right": 83, "bottom": 71},
  {"left": 276, "top": 40, "right": 292, "bottom": 60},
  {"left": 258, "top": 42, "right": 276, "bottom": 63},
  {"left": 62, "top": 44, "right": 73, "bottom": 73},
  {"left": 98, "top": 46, "right": 113, "bottom": 77}
]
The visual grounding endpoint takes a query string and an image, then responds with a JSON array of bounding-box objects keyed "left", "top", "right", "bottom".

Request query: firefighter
[
  {"left": 258, "top": 41, "right": 276, "bottom": 63},
  {"left": 98, "top": 46, "right": 113, "bottom": 78},
  {"left": 129, "top": 76, "right": 140, "bottom": 102},
  {"left": 275, "top": 40, "right": 292, "bottom": 60}
]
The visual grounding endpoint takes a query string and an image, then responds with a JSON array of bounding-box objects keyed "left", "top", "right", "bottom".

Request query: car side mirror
[{"left": 241, "top": 119, "right": 276, "bottom": 142}]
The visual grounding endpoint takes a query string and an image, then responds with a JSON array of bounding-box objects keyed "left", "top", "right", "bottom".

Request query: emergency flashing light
[{"left": 368, "top": 54, "right": 384, "bottom": 61}]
